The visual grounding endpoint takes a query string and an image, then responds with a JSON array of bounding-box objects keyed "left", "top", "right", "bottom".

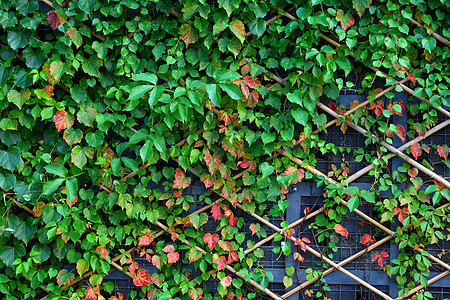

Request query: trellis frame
[{"left": 12, "top": 1, "right": 450, "bottom": 299}]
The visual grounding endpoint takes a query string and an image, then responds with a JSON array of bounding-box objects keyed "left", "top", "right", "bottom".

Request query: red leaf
[
  {"left": 333, "top": 224, "right": 349, "bottom": 237},
  {"left": 53, "top": 110, "right": 74, "bottom": 131},
  {"left": 294, "top": 252, "right": 304, "bottom": 262},
  {"left": 360, "top": 234, "right": 372, "bottom": 245},
  {"left": 189, "top": 288, "right": 203, "bottom": 300},
  {"left": 129, "top": 261, "right": 138, "bottom": 273},
  {"left": 162, "top": 245, "right": 174, "bottom": 253},
  {"left": 47, "top": 10, "right": 62, "bottom": 30},
  {"left": 437, "top": 145, "right": 449, "bottom": 159},
  {"left": 249, "top": 224, "right": 257, "bottom": 235},
  {"left": 66, "top": 194, "right": 78, "bottom": 207},
  {"left": 43, "top": 85, "right": 54, "bottom": 98},
  {"left": 380, "top": 251, "right": 389, "bottom": 258},
  {"left": 406, "top": 72, "right": 417, "bottom": 84},
  {"left": 139, "top": 234, "right": 154, "bottom": 246},
  {"left": 212, "top": 204, "right": 221, "bottom": 221},
  {"left": 395, "top": 125, "right": 406, "bottom": 141},
  {"left": 96, "top": 246, "right": 109, "bottom": 260},
  {"left": 251, "top": 91, "right": 259, "bottom": 103},
  {"left": 237, "top": 294, "right": 244, "bottom": 300},
  {"left": 408, "top": 168, "right": 419, "bottom": 178},
  {"left": 353, "top": 0, "right": 372, "bottom": 17},
  {"left": 411, "top": 143, "right": 422, "bottom": 159},
  {"left": 221, "top": 275, "right": 232, "bottom": 289},
  {"left": 216, "top": 256, "right": 227, "bottom": 270},
  {"left": 201, "top": 173, "right": 215, "bottom": 189},
  {"left": 228, "top": 292, "right": 235, "bottom": 300},
  {"left": 219, "top": 111, "right": 232, "bottom": 126},
  {"left": 378, "top": 257, "right": 385, "bottom": 267},
  {"left": 229, "top": 213, "right": 237, "bottom": 227},
  {"left": 219, "top": 240, "right": 231, "bottom": 252},
  {"left": 133, "top": 269, "right": 151, "bottom": 286},
  {"left": 242, "top": 75, "right": 261, "bottom": 89},
  {"left": 110, "top": 293, "right": 124, "bottom": 300},
  {"left": 173, "top": 169, "right": 191, "bottom": 189},
  {"left": 336, "top": 9, "right": 355, "bottom": 30},
  {"left": 85, "top": 287, "right": 98, "bottom": 300},
  {"left": 204, "top": 153, "right": 222, "bottom": 174},
  {"left": 150, "top": 273, "right": 164, "bottom": 287},
  {"left": 204, "top": 233, "right": 220, "bottom": 250},
  {"left": 228, "top": 251, "right": 238, "bottom": 263},
  {"left": 167, "top": 252, "right": 179, "bottom": 264}
]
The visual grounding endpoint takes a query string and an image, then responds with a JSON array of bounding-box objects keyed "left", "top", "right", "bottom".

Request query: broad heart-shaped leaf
[
  {"left": 77, "top": 107, "right": 98, "bottom": 127},
  {"left": 218, "top": 0, "right": 240, "bottom": 17},
  {"left": 0, "top": 244, "right": 26, "bottom": 267},
  {"left": 57, "top": 269, "right": 75, "bottom": 286},
  {"left": 353, "top": 0, "right": 372, "bottom": 17},
  {"left": 63, "top": 127, "right": 83, "bottom": 146},
  {"left": 65, "top": 28, "right": 82, "bottom": 48},
  {"left": 82, "top": 56, "right": 103, "bottom": 77},
  {"left": 188, "top": 247, "right": 202, "bottom": 263},
  {"left": 14, "top": 220, "right": 36, "bottom": 245},
  {"left": 180, "top": 23, "right": 197, "bottom": 46},
  {"left": 291, "top": 107, "right": 308, "bottom": 126},
  {"left": 259, "top": 162, "right": 274, "bottom": 178},
  {"left": 96, "top": 246, "right": 109, "bottom": 260},
  {"left": 204, "top": 153, "right": 221, "bottom": 174},
  {"left": 76, "top": 259, "right": 89, "bottom": 276},
  {"left": 47, "top": 10, "right": 61, "bottom": 29},
  {"left": 220, "top": 275, "right": 232, "bottom": 289},
  {"left": 173, "top": 169, "right": 192, "bottom": 189},
  {"left": 53, "top": 110, "right": 74, "bottom": 131},
  {"left": 163, "top": 245, "right": 175, "bottom": 253},
  {"left": 7, "top": 89, "right": 31, "bottom": 109},
  {"left": 133, "top": 269, "right": 151, "bottom": 286},
  {"left": 283, "top": 276, "right": 293, "bottom": 288},
  {"left": 0, "top": 146, "right": 21, "bottom": 172},
  {"left": 190, "top": 212, "right": 209, "bottom": 229},
  {"left": 128, "top": 85, "right": 154, "bottom": 100},
  {"left": 411, "top": 143, "right": 422, "bottom": 159},
  {"left": 229, "top": 20, "right": 245, "bottom": 44},
  {"left": 71, "top": 145, "right": 91, "bottom": 169},
  {"left": 215, "top": 255, "right": 227, "bottom": 270},
  {"left": 336, "top": 10, "right": 355, "bottom": 30},
  {"left": 204, "top": 233, "right": 220, "bottom": 250},
  {"left": 0, "top": 172, "right": 16, "bottom": 190},
  {"left": 189, "top": 288, "right": 203, "bottom": 300},
  {"left": 85, "top": 287, "right": 97, "bottom": 300},
  {"left": 437, "top": 145, "right": 449, "bottom": 159},
  {"left": 167, "top": 252, "right": 179, "bottom": 263}
]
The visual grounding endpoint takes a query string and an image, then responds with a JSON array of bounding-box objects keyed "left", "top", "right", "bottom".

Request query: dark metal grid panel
[
  {"left": 425, "top": 228, "right": 450, "bottom": 273},
  {"left": 103, "top": 273, "right": 139, "bottom": 300},
  {"left": 304, "top": 284, "right": 390, "bottom": 300},
  {"left": 428, "top": 286, "right": 450, "bottom": 300}
]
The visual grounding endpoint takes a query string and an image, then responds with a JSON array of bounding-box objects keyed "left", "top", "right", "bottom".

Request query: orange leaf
[
  {"left": 85, "top": 287, "right": 97, "bottom": 300},
  {"left": 211, "top": 204, "right": 221, "bottom": 221},
  {"left": 179, "top": 23, "right": 197, "bottom": 46},
  {"left": 139, "top": 235, "right": 154, "bottom": 246},
  {"left": 221, "top": 275, "right": 232, "bottom": 289},
  {"left": 53, "top": 110, "right": 74, "bottom": 131},
  {"left": 167, "top": 252, "right": 179, "bottom": 264},
  {"left": 333, "top": 224, "right": 349, "bottom": 237},
  {"left": 133, "top": 269, "right": 151, "bottom": 286},
  {"left": 96, "top": 246, "right": 109, "bottom": 260},
  {"left": 360, "top": 234, "right": 372, "bottom": 245}
]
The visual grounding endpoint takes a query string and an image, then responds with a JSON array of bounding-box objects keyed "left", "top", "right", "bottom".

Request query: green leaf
[
  {"left": 92, "top": 41, "right": 107, "bottom": 59},
  {"left": 22, "top": 47, "right": 46, "bottom": 69},
  {"left": 353, "top": 0, "right": 372, "bottom": 17},
  {"left": 347, "top": 195, "right": 359, "bottom": 211},
  {"left": 421, "top": 37, "right": 436, "bottom": 53},
  {"left": 71, "top": 145, "right": 87, "bottom": 169},
  {"left": 7, "top": 30, "right": 31, "bottom": 50},
  {"left": 14, "top": 220, "right": 36, "bottom": 245},
  {"left": 219, "top": 83, "right": 242, "bottom": 100},
  {"left": 85, "top": 131, "right": 104, "bottom": 148},
  {"left": 63, "top": 127, "right": 83, "bottom": 146},
  {"left": 205, "top": 84, "right": 221, "bottom": 107},
  {"left": 229, "top": 20, "right": 246, "bottom": 44},
  {"left": 30, "top": 245, "right": 51, "bottom": 263},
  {"left": 360, "top": 190, "right": 375, "bottom": 203},
  {"left": 0, "top": 172, "right": 16, "bottom": 190},
  {"left": 132, "top": 73, "right": 158, "bottom": 84},
  {"left": 7, "top": 89, "right": 31, "bottom": 109},
  {"left": 151, "top": 133, "right": 166, "bottom": 152},
  {"left": 0, "top": 146, "right": 21, "bottom": 172},
  {"left": 213, "top": 21, "right": 228, "bottom": 35},
  {"left": 16, "top": 0, "right": 39, "bottom": 16},
  {"left": 43, "top": 178, "right": 65, "bottom": 195},
  {"left": 0, "top": 245, "right": 26, "bottom": 267},
  {"left": 66, "top": 177, "right": 78, "bottom": 201},
  {"left": 249, "top": 19, "right": 266, "bottom": 37},
  {"left": 44, "top": 164, "right": 68, "bottom": 178},
  {"left": 259, "top": 162, "right": 274, "bottom": 178},
  {"left": 148, "top": 85, "right": 165, "bottom": 108},
  {"left": 218, "top": 0, "right": 240, "bottom": 17},
  {"left": 82, "top": 56, "right": 102, "bottom": 77},
  {"left": 77, "top": 107, "right": 98, "bottom": 127},
  {"left": 214, "top": 69, "right": 242, "bottom": 82},
  {"left": 128, "top": 85, "right": 154, "bottom": 100},
  {"left": 57, "top": 269, "right": 75, "bottom": 286},
  {"left": 76, "top": 259, "right": 90, "bottom": 277},
  {"left": 336, "top": 57, "right": 352, "bottom": 77},
  {"left": 291, "top": 108, "right": 309, "bottom": 126},
  {"left": 50, "top": 61, "right": 66, "bottom": 82}
]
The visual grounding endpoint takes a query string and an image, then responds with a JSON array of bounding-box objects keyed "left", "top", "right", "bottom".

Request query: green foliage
[{"left": 0, "top": 0, "right": 449, "bottom": 299}]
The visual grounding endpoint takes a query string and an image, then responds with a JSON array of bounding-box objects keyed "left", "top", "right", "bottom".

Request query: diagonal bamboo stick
[
  {"left": 154, "top": 220, "right": 284, "bottom": 300},
  {"left": 396, "top": 270, "right": 450, "bottom": 300},
  {"left": 410, "top": 19, "right": 450, "bottom": 47},
  {"left": 317, "top": 102, "right": 450, "bottom": 189}
]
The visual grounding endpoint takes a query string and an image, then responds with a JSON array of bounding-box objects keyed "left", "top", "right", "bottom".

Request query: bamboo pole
[
  {"left": 282, "top": 235, "right": 393, "bottom": 298},
  {"left": 154, "top": 220, "right": 284, "bottom": 300},
  {"left": 317, "top": 102, "right": 450, "bottom": 189},
  {"left": 396, "top": 270, "right": 450, "bottom": 300},
  {"left": 410, "top": 19, "right": 450, "bottom": 47}
]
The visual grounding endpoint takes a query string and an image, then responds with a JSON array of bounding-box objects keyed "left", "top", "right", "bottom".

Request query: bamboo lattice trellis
[{"left": 12, "top": 1, "right": 450, "bottom": 299}]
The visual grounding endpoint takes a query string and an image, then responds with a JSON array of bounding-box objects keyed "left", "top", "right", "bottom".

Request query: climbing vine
[{"left": 0, "top": 0, "right": 449, "bottom": 300}]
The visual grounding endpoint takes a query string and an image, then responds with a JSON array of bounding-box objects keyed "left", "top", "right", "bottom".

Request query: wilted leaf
[
  {"left": 47, "top": 10, "right": 62, "bottom": 30},
  {"left": 77, "top": 107, "right": 98, "bottom": 127},
  {"left": 32, "top": 201, "right": 45, "bottom": 218}
]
